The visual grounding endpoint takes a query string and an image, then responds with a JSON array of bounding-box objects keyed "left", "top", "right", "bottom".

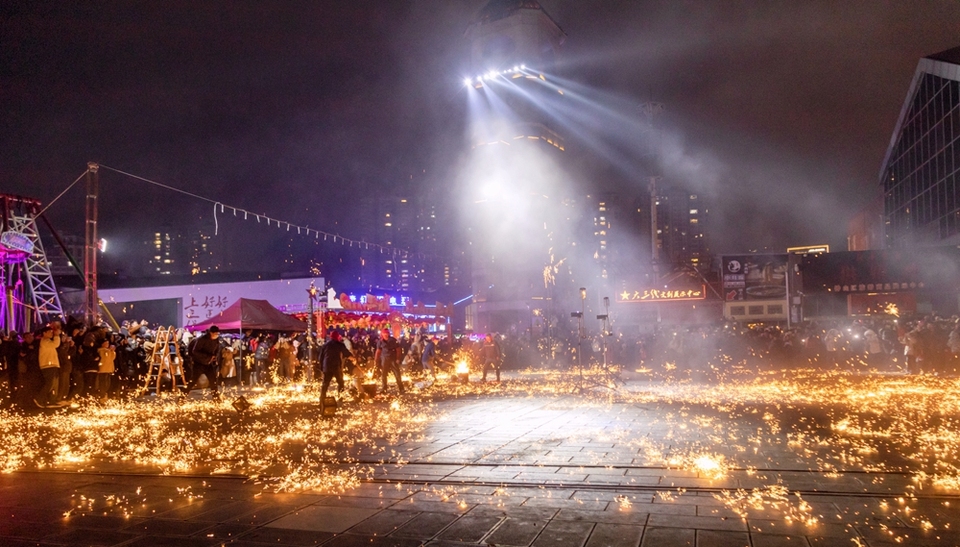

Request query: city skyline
[{"left": 4, "top": 1, "right": 960, "bottom": 290}]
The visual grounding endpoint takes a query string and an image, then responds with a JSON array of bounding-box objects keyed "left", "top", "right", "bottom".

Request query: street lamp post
[
  {"left": 572, "top": 287, "right": 586, "bottom": 389},
  {"left": 307, "top": 283, "right": 319, "bottom": 376},
  {"left": 597, "top": 296, "right": 610, "bottom": 370}
]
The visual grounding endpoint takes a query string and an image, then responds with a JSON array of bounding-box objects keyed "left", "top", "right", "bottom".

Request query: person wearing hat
[
  {"left": 187, "top": 325, "right": 222, "bottom": 395},
  {"left": 318, "top": 331, "right": 352, "bottom": 414}
]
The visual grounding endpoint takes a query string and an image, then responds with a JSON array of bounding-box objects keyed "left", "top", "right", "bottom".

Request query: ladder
[{"left": 143, "top": 326, "right": 184, "bottom": 395}]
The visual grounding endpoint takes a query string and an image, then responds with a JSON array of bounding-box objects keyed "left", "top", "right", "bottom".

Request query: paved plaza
[{"left": 2, "top": 374, "right": 960, "bottom": 546}]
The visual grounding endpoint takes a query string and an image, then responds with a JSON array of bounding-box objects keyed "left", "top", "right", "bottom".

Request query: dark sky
[{"left": 3, "top": 1, "right": 960, "bottom": 277}]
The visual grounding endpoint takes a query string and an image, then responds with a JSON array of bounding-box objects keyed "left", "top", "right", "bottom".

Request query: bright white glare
[
  {"left": 463, "top": 77, "right": 472, "bottom": 86},
  {"left": 513, "top": 65, "right": 519, "bottom": 71},
  {"left": 520, "top": 64, "right": 526, "bottom": 69}
]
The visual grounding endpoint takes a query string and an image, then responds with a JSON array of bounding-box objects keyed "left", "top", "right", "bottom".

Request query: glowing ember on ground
[{"left": 2, "top": 365, "right": 960, "bottom": 512}]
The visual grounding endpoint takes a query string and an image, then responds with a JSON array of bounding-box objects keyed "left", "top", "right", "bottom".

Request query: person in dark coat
[
  {"left": 480, "top": 333, "right": 503, "bottom": 382},
  {"left": 75, "top": 329, "right": 102, "bottom": 398},
  {"left": 374, "top": 328, "right": 404, "bottom": 395},
  {"left": 187, "top": 326, "right": 222, "bottom": 394},
  {"left": 318, "top": 331, "right": 352, "bottom": 413}
]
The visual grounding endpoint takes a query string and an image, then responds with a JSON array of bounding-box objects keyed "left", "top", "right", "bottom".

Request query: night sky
[{"left": 2, "top": 1, "right": 959, "bottom": 284}]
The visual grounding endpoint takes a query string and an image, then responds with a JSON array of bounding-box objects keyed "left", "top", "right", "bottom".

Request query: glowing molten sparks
[{"left": 456, "top": 361, "right": 469, "bottom": 374}]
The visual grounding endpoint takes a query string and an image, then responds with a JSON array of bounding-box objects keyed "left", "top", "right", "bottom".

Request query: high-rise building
[
  {"left": 462, "top": 0, "right": 577, "bottom": 334},
  {"left": 656, "top": 186, "right": 710, "bottom": 270},
  {"left": 147, "top": 228, "right": 177, "bottom": 276},
  {"left": 880, "top": 45, "right": 960, "bottom": 247},
  {"left": 358, "top": 194, "right": 453, "bottom": 294}
]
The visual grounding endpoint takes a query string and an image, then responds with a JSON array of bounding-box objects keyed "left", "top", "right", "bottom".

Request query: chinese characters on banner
[
  {"left": 184, "top": 295, "right": 231, "bottom": 325},
  {"left": 617, "top": 287, "right": 705, "bottom": 303}
]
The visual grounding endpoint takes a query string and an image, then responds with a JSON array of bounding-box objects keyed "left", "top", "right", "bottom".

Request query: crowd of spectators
[
  {"left": 4, "top": 314, "right": 958, "bottom": 409},
  {"left": 613, "top": 315, "right": 960, "bottom": 376},
  {"left": 0, "top": 319, "right": 477, "bottom": 408}
]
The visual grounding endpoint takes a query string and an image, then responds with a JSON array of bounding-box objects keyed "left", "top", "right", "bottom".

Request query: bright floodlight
[
  {"left": 463, "top": 77, "right": 472, "bottom": 86},
  {"left": 513, "top": 65, "right": 519, "bottom": 71},
  {"left": 520, "top": 64, "right": 526, "bottom": 69}
]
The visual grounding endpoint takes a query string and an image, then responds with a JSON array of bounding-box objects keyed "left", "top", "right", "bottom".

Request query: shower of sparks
[
  {"left": 714, "top": 484, "right": 818, "bottom": 525},
  {"left": 2, "top": 364, "right": 960, "bottom": 532}
]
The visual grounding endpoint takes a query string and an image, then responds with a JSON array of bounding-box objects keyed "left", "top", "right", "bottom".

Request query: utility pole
[{"left": 84, "top": 162, "right": 99, "bottom": 327}]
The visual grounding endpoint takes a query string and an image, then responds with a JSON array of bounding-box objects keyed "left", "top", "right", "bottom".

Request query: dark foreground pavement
[{"left": 2, "top": 381, "right": 959, "bottom": 546}]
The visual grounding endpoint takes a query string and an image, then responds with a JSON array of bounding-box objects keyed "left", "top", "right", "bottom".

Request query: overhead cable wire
[
  {"left": 97, "top": 164, "right": 426, "bottom": 259},
  {"left": 37, "top": 171, "right": 87, "bottom": 216}
]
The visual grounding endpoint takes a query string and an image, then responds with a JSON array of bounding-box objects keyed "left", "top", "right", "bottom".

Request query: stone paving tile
[
  {"left": 584, "top": 522, "right": 644, "bottom": 547},
  {"left": 467, "top": 503, "right": 559, "bottom": 520},
  {"left": 238, "top": 526, "right": 333, "bottom": 545},
  {"left": 641, "top": 526, "right": 694, "bottom": 546},
  {"left": 346, "top": 509, "right": 419, "bottom": 536},
  {"left": 555, "top": 507, "right": 649, "bottom": 525},
  {"left": 646, "top": 513, "right": 748, "bottom": 532},
  {"left": 333, "top": 483, "right": 416, "bottom": 499},
  {"left": 696, "top": 505, "right": 743, "bottom": 519},
  {"left": 572, "top": 491, "right": 654, "bottom": 503},
  {"left": 391, "top": 511, "right": 461, "bottom": 539},
  {"left": 386, "top": 498, "right": 476, "bottom": 514},
  {"left": 807, "top": 538, "right": 866, "bottom": 547},
  {"left": 123, "top": 535, "right": 221, "bottom": 547},
  {"left": 314, "top": 495, "right": 399, "bottom": 509},
  {"left": 482, "top": 516, "right": 548, "bottom": 546},
  {"left": 156, "top": 497, "right": 240, "bottom": 519},
  {"left": 55, "top": 514, "right": 146, "bottom": 531},
  {"left": 659, "top": 477, "right": 740, "bottom": 489},
  {"left": 623, "top": 501, "right": 697, "bottom": 516},
  {"left": 190, "top": 522, "right": 255, "bottom": 541},
  {"left": 521, "top": 496, "right": 609, "bottom": 510},
  {"left": 121, "top": 517, "right": 214, "bottom": 536},
  {"left": 626, "top": 467, "right": 699, "bottom": 478},
  {"left": 695, "top": 529, "right": 750, "bottom": 547},
  {"left": 750, "top": 533, "right": 812, "bottom": 547},
  {"left": 265, "top": 506, "right": 379, "bottom": 533},
  {"left": 856, "top": 524, "right": 960, "bottom": 545},
  {"left": 44, "top": 528, "right": 139, "bottom": 546},
  {"left": 748, "top": 518, "right": 856, "bottom": 539},
  {"left": 435, "top": 515, "right": 502, "bottom": 542},
  {"left": 4, "top": 539, "right": 69, "bottom": 547},
  {"left": 530, "top": 518, "right": 595, "bottom": 547},
  {"left": 321, "top": 536, "right": 424, "bottom": 547},
  {"left": 0, "top": 519, "right": 56, "bottom": 540},
  {"left": 0, "top": 504, "right": 70, "bottom": 524},
  {"left": 223, "top": 502, "right": 302, "bottom": 526}
]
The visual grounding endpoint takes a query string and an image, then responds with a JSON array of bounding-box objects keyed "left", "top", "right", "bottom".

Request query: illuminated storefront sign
[{"left": 617, "top": 286, "right": 705, "bottom": 303}]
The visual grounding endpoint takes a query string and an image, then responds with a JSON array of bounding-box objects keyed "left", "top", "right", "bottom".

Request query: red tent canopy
[{"left": 186, "top": 298, "right": 307, "bottom": 332}]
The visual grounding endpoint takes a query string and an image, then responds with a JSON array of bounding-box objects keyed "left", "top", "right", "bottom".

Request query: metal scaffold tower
[{"left": 0, "top": 194, "right": 64, "bottom": 332}]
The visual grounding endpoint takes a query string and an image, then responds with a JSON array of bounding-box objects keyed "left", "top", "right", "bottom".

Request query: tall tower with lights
[{"left": 462, "top": 1, "right": 573, "bottom": 335}]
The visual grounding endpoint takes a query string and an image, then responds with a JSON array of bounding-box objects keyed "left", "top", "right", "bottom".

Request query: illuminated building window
[
  {"left": 690, "top": 218, "right": 699, "bottom": 224},
  {"left": 690, "top": 209, "right": 698, "bottom": 215}
]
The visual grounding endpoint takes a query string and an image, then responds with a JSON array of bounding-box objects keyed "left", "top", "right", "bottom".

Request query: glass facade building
[{"left": 880, "top": 46, "right": 960, "bottom": 246}]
